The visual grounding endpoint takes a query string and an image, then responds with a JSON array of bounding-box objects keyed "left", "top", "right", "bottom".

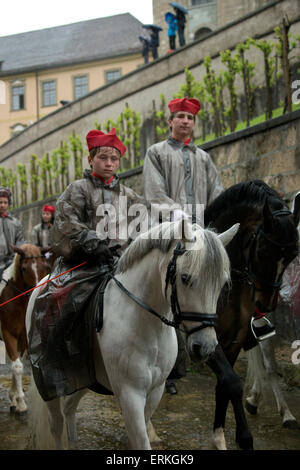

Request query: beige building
[{"left": 0, "top": 14, "right": 145, "bottom": 146}]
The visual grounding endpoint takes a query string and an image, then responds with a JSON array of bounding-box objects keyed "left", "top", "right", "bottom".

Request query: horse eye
[{"left": 181, "top": 274, "right": 191, "bottom": 285}]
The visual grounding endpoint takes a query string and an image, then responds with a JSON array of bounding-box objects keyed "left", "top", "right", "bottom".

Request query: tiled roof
[{"left": 0, "top": 13, "right": 143, "bottom": 75}]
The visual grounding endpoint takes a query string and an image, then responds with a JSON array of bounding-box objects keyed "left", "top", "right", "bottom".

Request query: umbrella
[
  {"left": 142, "top": 24, "right": 163, "bottom": 31},
  {"left": 169, "top": 2, "right": 188, "bottom": 14},
  {"left": 165, "top": 12, "right": 176, "bottom": 23}
]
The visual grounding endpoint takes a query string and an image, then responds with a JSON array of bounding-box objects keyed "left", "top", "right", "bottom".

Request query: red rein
[{"left": 0, "top": 262, "right": 87, "bottom": 309}]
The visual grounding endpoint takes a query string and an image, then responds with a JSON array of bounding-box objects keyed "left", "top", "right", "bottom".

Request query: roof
[{"left": 0, "top": 13, "right": 143, "bottom": 76}]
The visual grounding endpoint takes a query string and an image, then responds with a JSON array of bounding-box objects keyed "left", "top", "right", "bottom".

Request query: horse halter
[
  {"left": 164, "top": 241, "right": 218, "bottom": 333},
  {"left": 110, "top": 241, "right": 217, "bottom": 334}
]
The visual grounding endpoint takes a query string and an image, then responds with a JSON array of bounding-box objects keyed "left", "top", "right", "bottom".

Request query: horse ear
[
  {"left": 179, "top": 218, "right": 195, "bottom": 242},
  {"left": 10, "top": 244, "right": 25, "bottom": 257},
  {"left": 292, "top": 191, "right": 300, "bottom": 227},
  {"left": 40, "top": 246, "right": 52, "bottom": 254},
  {"left": 262, "top": 201, "right": 274, "bottom": 233},
  {"left": 218, "top": 223, "right": 240, "bottom": 246}
]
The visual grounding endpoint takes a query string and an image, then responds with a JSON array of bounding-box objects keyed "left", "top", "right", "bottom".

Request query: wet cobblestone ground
[{"left": 0, "top": 347, "right": 299, "bottom": 451}]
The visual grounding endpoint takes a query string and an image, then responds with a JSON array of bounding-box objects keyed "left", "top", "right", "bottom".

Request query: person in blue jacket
[{"left": 165, "top": 12, "right": 178, "bottom": 50}]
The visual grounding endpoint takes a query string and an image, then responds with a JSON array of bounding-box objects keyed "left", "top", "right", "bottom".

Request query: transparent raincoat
[{"left": 28, "top": 170, "right": 147, "bottom": 401}]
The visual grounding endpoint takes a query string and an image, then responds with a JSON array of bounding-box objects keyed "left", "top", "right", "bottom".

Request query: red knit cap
[
  {"left": 86, "top": 128, "right": 126, "bottom": 156},
  {"left": 168, "top": 96, "right": 201, "bottom": 115},
  {"left": 42, "top": 204, "right": 55, "bottom": 213}
]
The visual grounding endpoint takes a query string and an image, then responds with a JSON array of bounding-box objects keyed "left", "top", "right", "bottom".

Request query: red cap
[
  {"left": 168, "top": 96, "right": 201, "bottom": 115},
  {"left": 86, "top": 128, "right": 126, "bottom": 156},
  {"left": 42, "top": 204, "right": 55, "bottom": 213}
]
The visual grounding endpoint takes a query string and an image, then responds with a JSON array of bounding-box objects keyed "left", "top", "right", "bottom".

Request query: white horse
[{"left": 26, "top": 219, "right": 239, "bottom": 450}]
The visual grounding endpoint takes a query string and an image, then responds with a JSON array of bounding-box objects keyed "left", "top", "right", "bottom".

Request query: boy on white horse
[{"left": 27, "top": 128, "right": 147, "bottom": 401}]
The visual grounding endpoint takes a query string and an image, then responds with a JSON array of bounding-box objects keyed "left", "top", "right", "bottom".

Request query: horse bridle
[
  {"left": 109, "top": 241, "right": 218, "bottom": 334},
  {"left": 3, "top": 254, "right": 47, "bottom": 295},
  {"left": 235, "top": 209, "right": 295, "bottom": 295}
]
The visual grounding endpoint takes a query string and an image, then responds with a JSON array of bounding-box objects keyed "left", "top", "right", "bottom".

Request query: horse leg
[
  {"left": 246, "top": 341, "right": 298, "bottom": 428},
  {"left": 145, "top": 384, "right": 165, "bottom": 448},
  {"left": 2, "top": 330, "right": 27, "bottom": 414},
  {"left": 11, "top": 358, "right": 27, "bottom": 413},
  {"left": 63, "top": 389, "right": 88, "bottom": 449},
  {"left": 207, "top": 344, "right": 253, "bottom": 450},
  {"left": 118, "top": 387, "right": 151, "bottom": 450}
]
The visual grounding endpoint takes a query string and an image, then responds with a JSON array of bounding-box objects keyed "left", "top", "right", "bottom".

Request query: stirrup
[{"left": 250, "top": 315, "right": 276, "bottom": 342}]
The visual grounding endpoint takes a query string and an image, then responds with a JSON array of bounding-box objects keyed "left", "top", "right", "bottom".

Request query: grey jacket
[
  {"left": 0, "top": 213, "right": 26, "bottom": 269},
  {"left": 50, "top": 169, "right": 147, "bottom": 260},
  {"left": 143, "top": 137, "right": 223, "bottom": 222},
  {"left": 31, "top": 223, "right": 52, "bottom": 248}
]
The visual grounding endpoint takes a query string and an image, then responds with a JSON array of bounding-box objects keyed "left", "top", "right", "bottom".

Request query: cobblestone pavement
[{"left": 0, "top": 347, "right": 299, "bottom": 451}]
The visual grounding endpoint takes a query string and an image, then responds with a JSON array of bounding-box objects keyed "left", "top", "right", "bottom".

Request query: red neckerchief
[
  {"left": 184, "top": 138, "right": 191, "bottom": 145},
  {"left": 1, "top": 213, "right": 7, "bottom": 218},
  {"left": 92, "top": 172, "right": 114, "bottom": 185}
]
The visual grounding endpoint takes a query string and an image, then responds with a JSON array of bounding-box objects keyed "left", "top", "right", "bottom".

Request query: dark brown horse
[
  {"left": 0, "top": 244, "right": 48, "bottom": 413},
  {"left": 204, "top": 180, "right": 300, "bottom": 450}
]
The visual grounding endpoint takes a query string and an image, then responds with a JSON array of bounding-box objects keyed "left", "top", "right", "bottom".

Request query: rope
[{"left": 0, "top": 261, "right": 87, "bottom": 309}]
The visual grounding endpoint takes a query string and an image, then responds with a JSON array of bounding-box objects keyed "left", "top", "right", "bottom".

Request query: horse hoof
[
  {"left": 15, "top": 408, "right": 28, "bottom": 416},
  {"left": 245, "top": 400, "right": 257, "bottom": 415},
  {"left": 236, "top": 437, "right": 254, "bottom": 450},
  {"left": 283, "top": 419, "right": 299, "bottom": 430},
  {"left": 10, "top": 406, "right": 16, "bottom": 414}
]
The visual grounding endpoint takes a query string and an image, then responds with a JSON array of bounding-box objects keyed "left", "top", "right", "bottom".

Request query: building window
[
  {"left": 192, "top": 0, "right": 213, "bottom": 5},
  {"left": 105, "top": 69, "right": 121, "bottom": 84},
  {"left": 74, "top": 75, "right": 88, "bottom": 99},
  {"left": 11, "top": 85, "right": 25, "bottom": 111},
  {"left": 42, "top": 80, "right": 56, "bottom": 106}
]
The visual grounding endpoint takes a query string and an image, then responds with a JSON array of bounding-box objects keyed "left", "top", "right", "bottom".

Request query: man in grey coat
[
  {"left": 0, "top": 187, "right": 25, "bottom": 277},
  {"left": 143, "top": 96, "right": 224, "bottom": 394}
]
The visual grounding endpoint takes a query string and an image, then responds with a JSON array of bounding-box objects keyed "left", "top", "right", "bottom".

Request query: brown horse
[
  {"left": 204, "top": 180, "right": 300, "bottom": 450},
  {"left": 0, "top": 244, "right": 48, "bottom": 413}
]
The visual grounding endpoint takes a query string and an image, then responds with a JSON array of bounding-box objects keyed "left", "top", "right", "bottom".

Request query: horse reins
[{"left": 110, "top": 241, "right": 218, "bottom": 334}]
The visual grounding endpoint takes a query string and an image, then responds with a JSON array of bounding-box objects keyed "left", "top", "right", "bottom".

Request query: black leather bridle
[{"left": 109, "top": 241, "right": 218, "bottom": 334}]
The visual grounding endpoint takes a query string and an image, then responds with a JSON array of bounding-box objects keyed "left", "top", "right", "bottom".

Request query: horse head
[
  {"left": 245, "top": 197, "right": 299, "bottom": 312},
  {"left": 11, "top": 244, "right": 49, "bottom": 288},
  {"left": 166, "top": 219, "right": 239, "bottom": 362}
]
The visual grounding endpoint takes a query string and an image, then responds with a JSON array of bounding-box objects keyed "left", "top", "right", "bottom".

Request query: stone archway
[{"left": 194, "top": 27, "right": 212, "bottom": 40}]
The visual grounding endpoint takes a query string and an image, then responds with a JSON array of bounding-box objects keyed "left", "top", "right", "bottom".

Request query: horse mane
[
  {"left": 117, "top": 222, "right": 231, "bottom": 298},
  {"left": 204, "top": 179, "right": 285, "bottom": 227},
  {"left": 117, "top": 222, "right": 176, "bottom": 273}
]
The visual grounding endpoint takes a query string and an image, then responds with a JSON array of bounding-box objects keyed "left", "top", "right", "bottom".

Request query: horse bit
[{"left": 109, "top": 241, "right": 218, "bottom": 335}]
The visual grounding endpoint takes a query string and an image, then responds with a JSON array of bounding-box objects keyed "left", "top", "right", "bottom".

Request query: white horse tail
[
  {"left": 27, "top": 378, "right": 68, "bottom": 450},
  {"left": 245, "top": 345, "right": 268, "bottom": 414}
]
